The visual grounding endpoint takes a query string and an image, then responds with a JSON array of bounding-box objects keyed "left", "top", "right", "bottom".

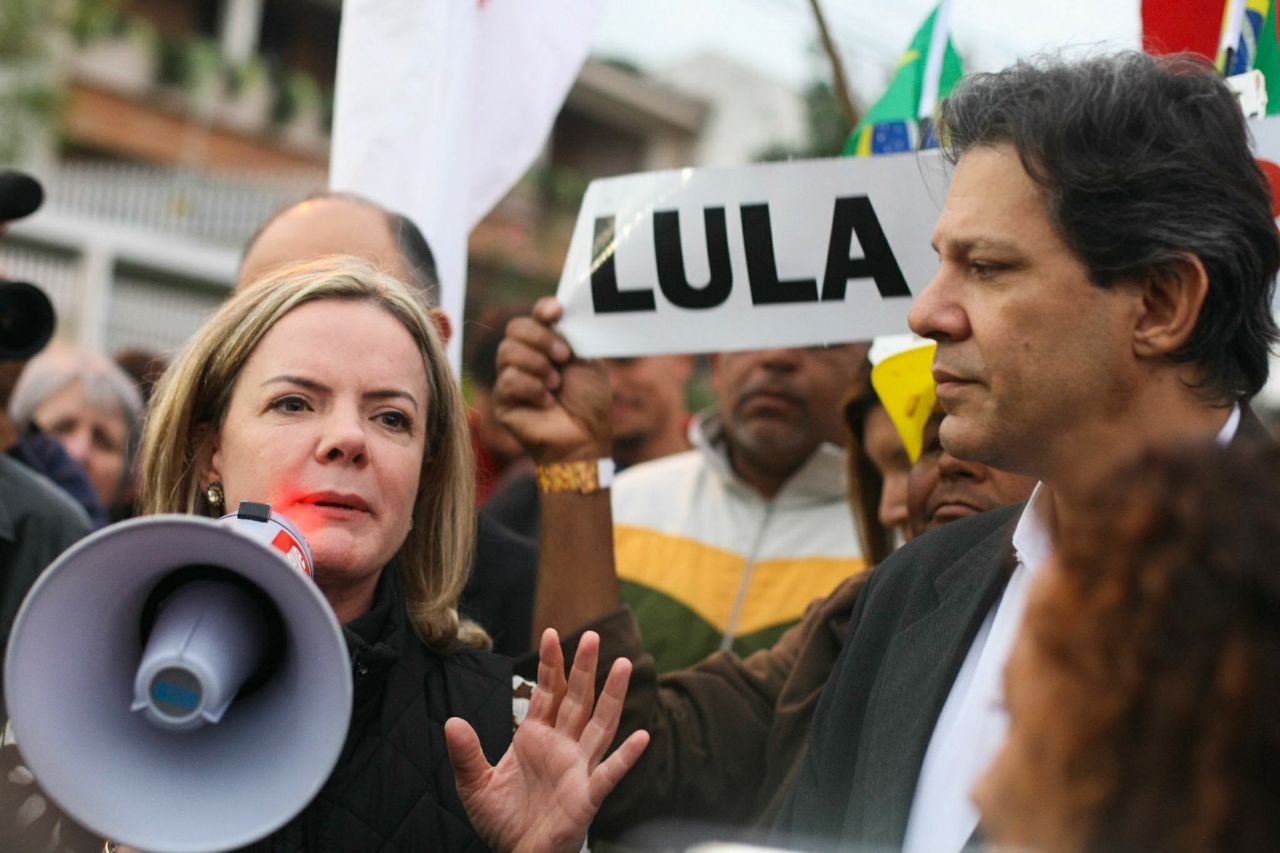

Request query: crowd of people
[{"left": 0, "top": 47, "right": 1276, "bottom": 853}]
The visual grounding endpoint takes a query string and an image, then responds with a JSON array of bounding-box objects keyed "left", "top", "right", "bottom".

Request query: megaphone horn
[{"left": 5, "top": 503, "right": 353, "bottom": 853}]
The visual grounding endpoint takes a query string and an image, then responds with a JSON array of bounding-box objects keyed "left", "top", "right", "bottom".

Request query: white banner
[
  {"left": 331, "top": 0, "right": 602, "bottom": 368},
  {"left": 555, "top": 151, "right": 950, "bottom": 357}
]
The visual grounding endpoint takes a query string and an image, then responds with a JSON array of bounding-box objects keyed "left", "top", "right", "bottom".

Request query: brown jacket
[{"left": 551, "top": 571, "right": 868, "bottom": 838}]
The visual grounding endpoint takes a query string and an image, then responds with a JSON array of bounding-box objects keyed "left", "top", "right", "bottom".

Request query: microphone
[{"left": 0, "top": 170, "right": 44, "bottom": 222}]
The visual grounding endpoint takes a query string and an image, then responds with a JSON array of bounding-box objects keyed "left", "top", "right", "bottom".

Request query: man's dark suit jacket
[{"left": 774, "top": 408, "right": 1273, "bottom": 851}]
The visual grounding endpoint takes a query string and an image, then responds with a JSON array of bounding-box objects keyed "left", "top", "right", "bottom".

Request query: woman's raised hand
[{"left": 444, "top": 629, "right": 649, "bottom": 853}]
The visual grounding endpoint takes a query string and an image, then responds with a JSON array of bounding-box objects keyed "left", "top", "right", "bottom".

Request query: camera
[{"left": 0, "top": 279, "right": 55, "bottom": 360}]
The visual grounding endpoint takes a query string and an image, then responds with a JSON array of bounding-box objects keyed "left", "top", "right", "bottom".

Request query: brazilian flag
[
  {"left": 1221, "top": 0, "right": 1280, "bottom": 115},
  {"left": 845, "top": 3, "right": 965, "bottom": 156}
]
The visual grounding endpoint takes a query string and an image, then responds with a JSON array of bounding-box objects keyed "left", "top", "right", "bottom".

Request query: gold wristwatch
[{"left": 534, "top": 458, "right": 615, "bottom": 494}]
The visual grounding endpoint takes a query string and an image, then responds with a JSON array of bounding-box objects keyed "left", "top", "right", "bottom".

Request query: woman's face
[
  {"left": 204, "top": 299, "right": 430, "bottom": 621},
  {"left": 861, "top": 404, "right": 911, "bottom": 535},
  {"left": 35, "top": 380, "right": 129, "bottom": 508}
]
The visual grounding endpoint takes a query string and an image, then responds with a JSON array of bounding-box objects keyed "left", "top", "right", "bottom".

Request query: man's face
[
  {"left": 710, "top": 344, "right": 868, "bottom": 475},
  {"left": 907, "top": 145, "right": 1137, "bottom": 479},
  {"left": 906, "top": 413, "right": 1037, "bottom": 538},
  {"left": 604, "top": 355, "right": 692, "bottom": 463},
  {"left": 239, "top": 198, "right": 409, "bottom": 289}
]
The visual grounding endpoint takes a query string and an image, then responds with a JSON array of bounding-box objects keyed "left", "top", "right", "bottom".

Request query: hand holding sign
[{"left": 494, "top": 298, "right": 613, "bottom": 464}]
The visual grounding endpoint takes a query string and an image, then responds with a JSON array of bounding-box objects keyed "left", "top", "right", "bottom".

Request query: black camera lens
[{"left": 0, "top": 280, "right": 55, "bottom": 360}]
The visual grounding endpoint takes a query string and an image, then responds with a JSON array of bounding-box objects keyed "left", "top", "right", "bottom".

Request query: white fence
[{"left": 0, "top": 161, "right": 324, "bottom": 360}]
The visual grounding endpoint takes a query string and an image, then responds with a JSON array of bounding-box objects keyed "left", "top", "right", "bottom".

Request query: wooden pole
[{"left": 806, "top": 0, "right": 859, "bottom": 129}]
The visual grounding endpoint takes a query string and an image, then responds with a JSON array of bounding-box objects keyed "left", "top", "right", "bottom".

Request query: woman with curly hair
[{"left": 974, "top": 441, "right": 1280, "bottom": 853}]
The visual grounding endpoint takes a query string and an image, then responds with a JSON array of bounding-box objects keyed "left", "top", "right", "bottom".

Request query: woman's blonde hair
[{"left": 138, "top": 256, "right": 486, "bottom": 650}]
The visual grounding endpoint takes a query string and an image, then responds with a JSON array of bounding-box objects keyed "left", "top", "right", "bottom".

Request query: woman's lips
[{"left": 293, "top": 492, "right": 372, "bottom": 519}]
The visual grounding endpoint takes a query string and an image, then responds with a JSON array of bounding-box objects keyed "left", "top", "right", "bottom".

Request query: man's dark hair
[
  {"left": 937, "top": 51, "right": 1280, "bottom": 402},
  {"left": 242, "top": 191, "right": 440, "bottom": 306}
]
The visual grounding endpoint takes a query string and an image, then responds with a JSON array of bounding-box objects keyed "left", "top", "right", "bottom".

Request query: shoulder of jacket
[{"left": 869, "top": 503, "right": 1023, "bottom": 588}]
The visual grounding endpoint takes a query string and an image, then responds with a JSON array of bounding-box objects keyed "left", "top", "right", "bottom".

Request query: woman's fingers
[
  {"left": 586, "top": 729, "right": 650, "bottom": 808},
  {"left": 443, "top": 717, "right": 492, "bottom": 799},
  {"left": 578, "top": 656, "right": 633, "bottom": 765},
  {"left": 555, "top": 631, "right": 601, "bottom": 741},
  {"left": 526, "top": 628, "right": 567, "bottom": 725}
]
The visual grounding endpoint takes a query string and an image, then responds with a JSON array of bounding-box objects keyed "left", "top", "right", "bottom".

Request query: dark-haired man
[
  {"left": 237, "top": 193, "right": 537, "bottom": 656},
  {"left": 777, "top": 51, "right": 1277, "bottom": 852},
  {"left": 490, "top": 311, "right": 1035, "bottom": 839}
]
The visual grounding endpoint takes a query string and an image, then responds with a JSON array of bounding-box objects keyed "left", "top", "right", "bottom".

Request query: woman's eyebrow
[
  {"left": 260, "top": 376, "right": 419, "bottom": 412},
  {"left": 261, "top": 375, "right": 329, "bottom": 392},
  {"left": 364, "top": 389, "right": 420, "bottom": 412}
]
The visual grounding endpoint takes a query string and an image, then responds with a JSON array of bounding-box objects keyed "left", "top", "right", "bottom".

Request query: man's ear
[
  {"left": 1131, "top": 254, "right": 1209, "bottom": 358},
  {"left": 429, "top": 308, "right": 453, "bottom": 346}
]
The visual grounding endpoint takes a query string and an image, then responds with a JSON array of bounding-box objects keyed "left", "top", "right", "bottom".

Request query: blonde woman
[{"left": 125, "top": 256, "right": 645, "bottom": 851}]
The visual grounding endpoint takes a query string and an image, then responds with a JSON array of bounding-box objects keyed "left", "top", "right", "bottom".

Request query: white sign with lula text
[
  {"left": 557, "top": 115, "right": 1280, "bottom": 359},
  {"left": 555, "top": 152, "right": 951, "bottom": 357}
]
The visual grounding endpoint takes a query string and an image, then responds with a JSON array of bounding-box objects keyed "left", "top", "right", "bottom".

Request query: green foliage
[
  {"left": 755, "top": 78, "right": 853, "bottom": 162},
  {"left": 541, "top": 164, "right": 589, "bottom": 211},
  {"left": 156, "top": 35, "right": 221, "bottom": 92},
  {"left": 223, "top": 55, "right": 268, "bottom": 97},
  {"left": 271, "top": 69, "right": 321, "bottom": 125},
  {"left": 69, "top": 0, "right": 122, "bottom": 45},
  {"left": 0, "top": 0, "right": 65, "bottom": 161},
  {"left": 0, "top": 83, "right": 64, "bottom": 162},
  {"left": 320, "top": 86, "right": 334, "bottom": 135},
  {"left": 804, "top": 79, "right": 853, "bottom": 156},
  {"left": 0, "top": 0, "right": 54, "bottom": 61}
]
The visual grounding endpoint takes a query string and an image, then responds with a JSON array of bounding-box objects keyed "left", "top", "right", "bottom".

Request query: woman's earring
[{"left": 205, "top": 481, "right": 225, "bottom": 510}]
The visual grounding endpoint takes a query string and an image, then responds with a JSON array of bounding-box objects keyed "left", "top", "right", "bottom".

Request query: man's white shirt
[{"left": 901, "top": 405, "right": 1241, "bottom": 853}]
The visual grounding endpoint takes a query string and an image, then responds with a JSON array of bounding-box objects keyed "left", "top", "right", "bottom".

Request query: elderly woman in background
[
  {"left": 10, "top": 345, "right": 143, "bottom": 523},
  {"left": 0, "top": 255, "right": 644, "bottom": 853},
  {"left": 974, "top": 441, "right": 1280, "bottom": 853}
]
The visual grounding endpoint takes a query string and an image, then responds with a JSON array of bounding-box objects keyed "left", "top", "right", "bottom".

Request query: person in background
[
  {"left": 484, "top": 351, "right": 694, "bottom": 542},
  {"left": 501, "top": 298, "right": 870, "bottom": 672},
  {"left": 9, "top": 345, "right": 143, "bottom": 524},
  {"left": 114, "top": 346, "right": 168, "bottom": 407},
  {"left": 110, "top": 347, "right": 169, "bottom": 521},
  {"left": 0, "top": 169, "right": 104, "bottom": 530},
  {"left": 905, "top": 411, "right": 1037, "bottom": 541},
  {"left": 465, "top": 304, "right": 535, "bottom": 507},
  {"left": 974, "top": 442, "right": 1280, "bottom": 853},
  {"left": 841, "top": 389, "right": 900, "bottom": 564},
  {"left": 239, "top": 192, "right": 535, "bottom": 655}
]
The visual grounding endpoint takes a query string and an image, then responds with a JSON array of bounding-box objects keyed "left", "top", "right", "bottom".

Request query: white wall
[{"left": 654, "top": 52, "right": 807, "bottom": 167}]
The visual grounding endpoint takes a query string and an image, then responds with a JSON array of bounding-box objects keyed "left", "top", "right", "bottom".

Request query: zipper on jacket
[{"left": 720, "top": 500, "right": 776, "bottom": 653}]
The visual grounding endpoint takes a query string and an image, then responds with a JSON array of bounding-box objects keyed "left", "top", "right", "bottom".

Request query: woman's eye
[
  {"left": 376, "top": 411, "right": 411, "bottom": 431},
  {"left": 268, "top": 396, "right": 309, "bottom": 414}
]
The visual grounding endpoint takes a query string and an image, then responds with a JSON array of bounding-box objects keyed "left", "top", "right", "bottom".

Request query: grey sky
[{"left": 592, "top": 0, "right": 1141, "bottom": 105}]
